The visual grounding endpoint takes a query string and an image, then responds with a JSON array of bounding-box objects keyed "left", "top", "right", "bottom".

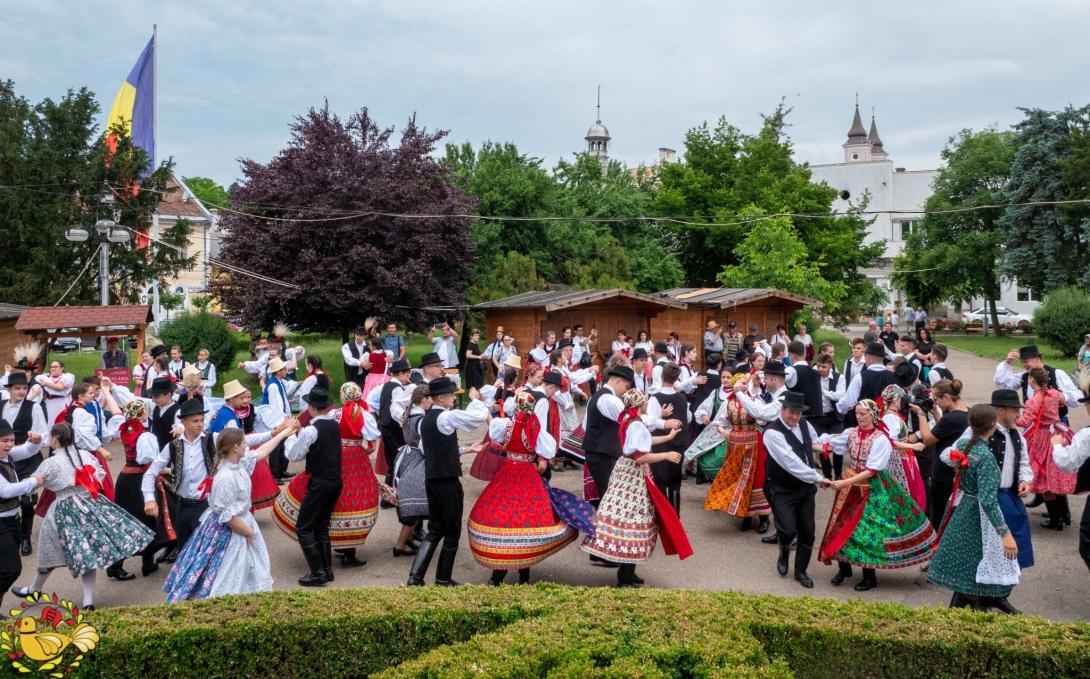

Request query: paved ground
[{"left": 16, "top": 341, "right": 1090, "bottom": 621}]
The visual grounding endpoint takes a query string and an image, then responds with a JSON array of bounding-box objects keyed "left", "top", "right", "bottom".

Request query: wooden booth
[
  {"left": 0, "top": 303, "right": 27, "bottom": 368},
  {"left": 472, "top": 289, "right": 688, "bottom": 350},
  {"left": 15, "top": 305, "right": 152, "bottom": 379},
  {"left": 651, "top": 288, "right": 822, "bottom": 357}
]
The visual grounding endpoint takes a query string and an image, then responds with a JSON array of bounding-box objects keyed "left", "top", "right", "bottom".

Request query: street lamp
[{"left": 63, "top": 187, "right": 131, "bottom": 308}]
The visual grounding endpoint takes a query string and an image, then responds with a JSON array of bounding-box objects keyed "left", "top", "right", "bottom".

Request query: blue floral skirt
[{"left": 163, "top": 512, "right": 232, "bottom": 603}]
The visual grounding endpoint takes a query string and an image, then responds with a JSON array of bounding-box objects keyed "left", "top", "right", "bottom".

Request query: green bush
[
  {"left": 16, "top": 586, "right": 1088, "bottom": 678},
  {"left": 1033, "top": 285, "right": 1090, "bottom": 357},
  {"left": 157, "top": 312, "right": 236, "bottom": 375},
  {"left": 790, "top": 306, "right": 822, "bottom": 337}
]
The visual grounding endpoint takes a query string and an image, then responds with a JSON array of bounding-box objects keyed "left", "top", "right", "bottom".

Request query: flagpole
[{"left": 150, "top": 24, "right": 161, "bottom": 331}]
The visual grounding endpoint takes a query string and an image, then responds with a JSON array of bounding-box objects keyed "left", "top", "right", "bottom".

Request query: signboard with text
[{"left": 95, "top": 367, "right": 132, "bottom": 386}]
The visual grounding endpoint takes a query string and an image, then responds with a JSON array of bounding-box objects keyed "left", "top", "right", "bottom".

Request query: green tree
[
  {"left": 717, "top": 211, "right": 847, "bottom": 306},
  {"left": 654, "top": 103, "right": 882, "bottom": 318},
  {"left": 0, "top": 80, "right": 194, "bottom": 306},
  {"left": 999, "top": 106, "right": 1090, "bottom": 293},
  {"left": 182, "top": 176, "right": 229, "bottom": 211},
  {"left": 469, "top": 251, "right": 544, "bottom": 303},
  {"left": 892, "top": 127, "right": 1016, "bottom": 333}
]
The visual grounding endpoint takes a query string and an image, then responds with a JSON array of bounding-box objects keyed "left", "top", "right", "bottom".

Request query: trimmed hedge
[{"left": 4, "top": 586, "right": 1087, "bottom": 678}]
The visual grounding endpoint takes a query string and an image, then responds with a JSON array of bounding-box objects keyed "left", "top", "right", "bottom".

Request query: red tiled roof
[
  {"left": 157, "top": 177, "right": 212, "bottom": 220},
  {"left": 16, "top": 305, "right": 152, "bottom": 331}
]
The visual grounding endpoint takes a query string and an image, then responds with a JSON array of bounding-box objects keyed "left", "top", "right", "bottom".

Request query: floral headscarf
[
  {"left": 340, "top": 381, "right": 362, "bottom": 403},
  {"left": 622, "top": 388, "right": 646, "bottom": 410},
  {"left": 880, "top": 384, "right": 906, "bottom": 409},
  {"left": 856, "top": 398, "right": 882, "bottom": 428},
  {"left": 514, "top": 389, "right": 536, "bottom": 413},
  {"left": 123, "top": 399, "right": 148, "bottom": 422}
]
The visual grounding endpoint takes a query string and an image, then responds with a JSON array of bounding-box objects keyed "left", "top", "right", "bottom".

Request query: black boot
[
  {"left": 106, "top": 561, "right": 135, "bottom": 582},
  {"left": 776, "top": 544, "right": 790, "bottom": 576},
  {"left": 407, "top": 535, "right": 439, "bottom": 586},
  {"left": 19, "top": 537, "right": 32, "bottom": 557},
  {"left": 756, "top": 516, "right": 770, "bottom": 534},
  {"left": 615, "top": 563, "right": 640, "bottom": 588},
  {"left": 488, "top": 570, "right": 506, "bottom": 586},
  {"left": 320, "top": 540, "right": 335, "bottom": 582},
  {"left": 337, "top": 548, "right": 367, "bottom": 568},
  {"left": 1025, "top": 494, "right": 1045, "bottom": 509},
  {"left": 831, "top": 562, "right": 852, "bottom": 586},
  {"left": 141, "top": 549, "right": 159, "bottom": 577},
  {"left": 794, "top": 544, "right": 814, "bottom": 589},
  {"left": 517, "top": 568, "right": 530, "bottom": 585},
  {"left": 761, "top": 532, "right": 779, "bottom": 544},
  {"left": 740, "top": 517, "right": 753, "bottom": 532},
  {"left": 984, "top": 596, "right": 1022, "bottom": 615},
  {"left": 949, "top": 592, "right": 974, "bottom": 609},
  {"left": 434, "top": 545, "right": 460, "bottom": 586},
  {"left": 1042, "top": 499, "right": 1065, "bottom": 530},
  {"left": 297, "top": 542, "right": 327, "bottom": 587},
  {"left": 1058, "top": 495, "right": 1072, "bottom": 526},
  {"left": 854, "top": 568, "right": 877, "bottom": 591}
]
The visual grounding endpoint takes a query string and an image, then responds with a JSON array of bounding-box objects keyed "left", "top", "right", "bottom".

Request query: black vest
[
  {"left": 859, "top": 368, "right": 897, "bottom": 401},
  {"left": 343, "top": 341, "right": 368, "bottom": 383},
  {"left": 167, "top": 435, "right": 217, "bottom": 495},
  {"left": 689, "top": 371, "right": 721, "bottom": 416},
  {"left": 988, "top": 428, "right": 1023, "bottom": 491},
  {"left": 0, "top": 462, "right": 20, "bottom": 513},
  {"left": 793, "top": 364, "right": 823, "bottom": 418},
  {"left": 843, "top": 359, "right": 861, "bottom": 386},
  {"left": 305, "top": 419, "right": 343, "bottom": 481},
  {"left": 526, "top": 388, "right": 546, "bottom": 405},
  {"left": 1021, "top": 366, "right": 1067, "bottom": 420},
  {"left": 652, "top": 391, "right": 689, "bottom": 454},
  {"left": 931, "top": 366, "right": 953, "bottom": 382},
  {"left": 821, "top": 368, "right": 841, "bottom": 415},
  {"left": 582, "top": 389, "right": 621, "bottom": 459},
  {"left": 151, "top": 402, "right": 181, "bottom": 450},
  {"left": 378, "top": 380, "right": 402, "bottom": 428},
  {"left": 420, "top": 407, "right": 461, "bottom": 479},
  {"left": 0, "top": 399, "right": 34, "bottom": 446},
  {"left": 764, "top": 417, "right": 814, "bottom": 489}
]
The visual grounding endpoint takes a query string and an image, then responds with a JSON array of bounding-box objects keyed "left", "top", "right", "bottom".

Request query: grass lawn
[
  {"left": 814, "top": 328, "right": 850, "bottom": 363},
  {"left": 46, "top": 333, "right": 437, "bottom": 396},
  {"left": 933, "top": 333, "right": 1076, "bottom": 372}
]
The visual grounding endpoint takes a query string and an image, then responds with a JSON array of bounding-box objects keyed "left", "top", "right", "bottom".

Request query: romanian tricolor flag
[{"left": 105, "top": 35, "right": 155, "bottom": 169}]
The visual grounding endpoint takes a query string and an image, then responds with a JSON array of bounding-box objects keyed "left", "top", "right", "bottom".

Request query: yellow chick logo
[{"left": 1, "top": 593, "right": 99, "bottom": 675}]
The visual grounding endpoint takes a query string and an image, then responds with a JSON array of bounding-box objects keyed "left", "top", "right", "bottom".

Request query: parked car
[
  {"left": 963, "top": 306, "right": 1033, "bottom": 328},
  {"left": 53, "top": 338, "right": 81, "bottom": 353}
]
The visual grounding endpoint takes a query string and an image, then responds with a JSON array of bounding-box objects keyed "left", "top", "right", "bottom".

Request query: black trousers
[
  {"left": 808, "top": 414, "right": 844, "bottom": 480},
  {"left": 585, "top": 452, "right": 619, "bottom": 507},
  {"left": 764, "top": 482, "right": 816, "bottom": 547},
  {"left": 296, "top": 476, "right": 343, "bottom": 547},
  {"left": 424, "top": 477, "right": 464, "bottom": 550},
  {"left": 1080, "top": 494, "right": 1090, "bottom": 574},
  {"left": 0, "top": 516, "right": 21, "bottom": 601},
  {"left": 650, "top": 457, "right": 682, "bottom": 514},
  {"left": 928, "top": 477, "right": 954, "bottom": 529},
  {"left": 379, "top": 424, "right": 406, "bottom": 486},
  {"left": 171, "top": 497, "right": 209, "bottom": 551},
  {"left": 268, "top": 439, "right": 289, "bottom": 480}
]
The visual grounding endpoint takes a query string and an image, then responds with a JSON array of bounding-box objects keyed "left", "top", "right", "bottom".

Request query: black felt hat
[
  {"left": 427, "top": 377, "right": 457, "bottom": 396},
  {"left": 764, "top": 361, "right": 787, "bottom": 377},
  {"left": 150, "top": 344, "right": 168, "bottom": 359},
  {"left": 1018, "top": 345, "right": 1041, "bottom": 360},
  {"left": 557, "top": 338, "right": 574, "bottom": 349},
  {"left": 989, "top": 389, "right": 1023, "bottom": 409},
  {"left": 0, "top": 420, "right": 12, "bottom": 437},
  {"left": 542, "top": 371, "right": 563, "bottom": 387},
  {"left": 177, "top": 398, "right": 207, "bottom": 419},
  {"left": 5, "top": 372, "right": 27, "bottom": 387},
  {"left": 303, "top": 386, "right": 333, "bottom": 409},
  {"left": 653, "top": 341, "right": 669, "bottom": 354},
  {"left": 779, "top": 390, "right": 809, "bottom": 413},
  {"left": 390, "top": 359, "right": 411, "bottom": 374},
  {"left": 865, "top": 342, "right": 887, "bottom": 358},
  {"left": 419, "top": 352, "right": 443, "bottom": 367},
  {"left": 894, "top": 361, "right": 918, "bottom": 388},
  {"left": 607, "top": 365, "right": 636, "bottom": 385},
  {"left": 147, "top": 377, "right": 176, "bottom": 396},
  {"left": 631, "top": 348, "right": 648, "bottom": 361}
]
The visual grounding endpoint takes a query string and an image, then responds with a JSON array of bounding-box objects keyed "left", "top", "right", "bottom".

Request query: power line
[{"left": 53, "top": 243, "right": 102, "bottom": 306}]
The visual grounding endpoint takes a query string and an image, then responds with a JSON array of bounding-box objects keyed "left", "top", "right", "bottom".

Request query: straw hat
[
  {"left": 181, "top": 364, "right": 202, "bottom": 379},
  {"left": 504, "top": 354, "right": 522, "bottom": 370},
  {"left": 267, "top": 357, "right": 288, "bottom": 374},
  {"left": 706, "top": 320, "right": 719, "bottom": 330},
  {"left": 222, "top": 379, "right": 248, "bottom": 401}
]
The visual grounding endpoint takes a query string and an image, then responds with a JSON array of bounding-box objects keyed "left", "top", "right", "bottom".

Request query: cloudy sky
[{"left": 5, "top": 1, "right": 1088, "bottom": 187}]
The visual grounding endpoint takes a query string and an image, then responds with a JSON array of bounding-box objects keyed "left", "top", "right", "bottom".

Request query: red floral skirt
[
  {"left": 249, "top": 458, "right": 280, "bottom": 511},
  {"left": 273, "top": 439, "right": 379, "bottom": 547}
]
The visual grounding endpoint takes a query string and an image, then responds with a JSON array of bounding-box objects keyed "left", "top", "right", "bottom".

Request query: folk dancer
[
  {"left": 0, "top": 372, "right": 48, "bottom": 556},
  {"left": 207, "top": 380, "right": 281, "bottom": 511},
  {"left": 1049, "top": 375, "right": 1090, "bottom": 573}
]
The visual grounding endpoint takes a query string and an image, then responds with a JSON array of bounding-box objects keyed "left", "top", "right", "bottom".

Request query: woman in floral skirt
[
  {"left": 928, "top": 404, "right": 1022, "bottom": 611},
  {"left": 818, "top": 400, "right": 936, "bottom": 591},
  {"left": 879, "top": 384, "right": 928, "bottom": 511},
  {"left": 469, "top": 391, "right": 595, "bottom": 585},
  {"left": 13, "top": 423, "right": 154, "bottom": 611},
  {"left": 582, "top": 388, "right": 693, "bottom": 588},
  {"left": 1016, "top": 368, "right": 1075, "bottom": 530},
  {"left": 164, "top": 425, "right": 294, "bottom": 602}
]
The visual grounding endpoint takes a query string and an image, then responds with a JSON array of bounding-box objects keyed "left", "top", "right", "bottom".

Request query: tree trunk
[{"left": 987, "top": 268, "right": 1002, "bottom": 337}]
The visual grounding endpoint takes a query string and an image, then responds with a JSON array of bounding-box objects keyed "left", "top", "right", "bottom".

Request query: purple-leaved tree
[{"left": 214, "top": 103, "right": 476, "bottom": 336}]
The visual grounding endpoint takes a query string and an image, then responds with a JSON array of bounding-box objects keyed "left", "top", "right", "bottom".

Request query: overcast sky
[{"left": 4, "top": 1, "right": 1088, "bottom": 187}]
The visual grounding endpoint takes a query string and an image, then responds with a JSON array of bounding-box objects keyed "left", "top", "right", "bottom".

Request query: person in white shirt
[
  {"left": 928, "top": 345, "right": 954, "bottom": 386},
  {"left": 194, "top": 349, "right": 217, "bottom": 391},
  {"left": 0, "top": 419, "right": 45, "bottom": 611},
  {"left": 914, "top": 308, "right": 928, "bottom": 336},
  {"left": 812, "top": 355, "right": 846, "bottom": 480},
  {"left": 837, "top": 343, "right": 893, "bottom": 419},
  {"left": 340, "top": 326, "right": 372, "bottom": 388},
  {"left": 167, "top": 346, "right": 189, "bottom": 381},
  {"left": 760, "top": 390, "right": 831, "bottom": 589},
  {"left": 649, "top": 341, "right": 706, "bottom": 396},
  {"left": 994, "top": 345, "right": 1083, "bottom": 416},
  {"left": 1050, "top": 385, "right": 1090, "bottom": 573},
  {"left": 630, "top": 348, "right": 650, "bottom": 394},
  {"left": 132, "top": 351, "right": 152, "bottom": 395},
  {"left": 35, "top": 359, "right": 74, "bottom": 427},
  {"left": 0, "top": 372, "right": 48, "bottom": 556},
  {"left": 903, "top": 305, "right": 915, "bottom": 334}
]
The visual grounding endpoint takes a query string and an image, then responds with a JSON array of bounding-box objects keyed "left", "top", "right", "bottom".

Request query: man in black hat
[
  {"left": 937, "top": 388, "right": 1034, "bottom": 613},
  {"left": 285, "top": 387, "right": 342, "bottom": 586},
  {"left": 649, "top": 341, "right": 671, "bottom": 395},
  {"left": 996, "top": 345, "right": 1083, "bottom": 423},
  {"left": 0, "top": 419, "right": 44, "bottom": 612},
  {"left": 407, "top": 378, "right": 488, "bottom": 586},
  {"left": 836, "top": 342, "right": 897, "bottom": 428},
  {"left": 411, "top": 352, "right": 447, "bottom": 386},
  {"left": 370, "top": 358, "right": 414, "bottom": 489},
  {"left": 734, "top": 360, "right": 792, "bottom": 537},
  {"left": 1051, "top": 385, "right": 1090, "bottom": 573},
  {"left": 0, "top": 372, "right": 48, "bottom": 556},
  {"left": 761, "top": 390, "right": 831, "bottom": 589},
  {"left": 732, "top": 348, "right": 750, "bottom": 374},
  {"left": 341, "top": 326, "right": 372, "bottom": 387},
  {"left": 144, "top": 344, "right": 170, "bottom": 392},
  {"left": 630, "top": 348, "right": 650, "bottom": 393}
]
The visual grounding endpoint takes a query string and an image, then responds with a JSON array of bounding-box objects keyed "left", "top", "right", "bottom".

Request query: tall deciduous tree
[
  {"left": 0, "top": 80, "right": 192, "bottom": 306},
  {"left": 999, "top": 106, "right": 1090, "bottom": 293},
  {"left": 654, "top": 103, "right": 882, "bottom": 319},
  {"left": 214, "top": 104, "right": 475, "bottom": 335},
  {"left": 181, "top": 176, "right": 229, "bottom": 211},
  {"left": 892, "top": 127, "right": 1016, "bottom": 331}
]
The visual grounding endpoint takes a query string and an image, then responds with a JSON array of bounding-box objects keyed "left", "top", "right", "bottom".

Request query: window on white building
[
  {"left": 894, "top": 219, "right": 919, "bottom": 241},
  {"left": 1016, "top": 287, "right": 1036, "bottom": 302}
]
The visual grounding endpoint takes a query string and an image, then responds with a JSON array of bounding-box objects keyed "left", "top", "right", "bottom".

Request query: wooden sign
[{"left": 95, "top": 367, "right": 132, "bottom": 386}]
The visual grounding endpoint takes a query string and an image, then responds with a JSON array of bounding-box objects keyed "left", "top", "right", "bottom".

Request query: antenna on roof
[{"left": 596, "top": 85, "right": 601, "bottom": 123}]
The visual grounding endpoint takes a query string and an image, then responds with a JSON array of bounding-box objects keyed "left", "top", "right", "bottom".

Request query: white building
[{"left": 808, "top": 104, "right": 937, "bottom": 307}]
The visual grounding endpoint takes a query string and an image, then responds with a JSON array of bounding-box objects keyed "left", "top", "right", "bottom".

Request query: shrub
[
  {"left": 790, "top": 306, "right": 822, "bottom": 337},
  {"left": 1033, "top": 285, "right": 1090, "bottom": 357},
  {"left": 21, "top": 586, "right": 1089, "bottom": 679},
  {"left": 157, "top": 311, "right": 235, "bottom": 375}
]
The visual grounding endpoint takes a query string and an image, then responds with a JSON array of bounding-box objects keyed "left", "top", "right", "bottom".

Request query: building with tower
[
  {"left": 584, "top": 87, "right": 611, "bottom": 169},
  {"left": 809, "top": 102, "right": 937, "bottom": 307}
]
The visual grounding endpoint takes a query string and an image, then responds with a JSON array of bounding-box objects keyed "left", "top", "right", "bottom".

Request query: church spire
[
  {"left": 868, "top": 109, "right": 887, "bottom": 158},
  {"left": 584, "top": 85, "right": 611, "bottom": 169},
  {"left": 845, "top": 96, "right": 868, "bottom": 144}
]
